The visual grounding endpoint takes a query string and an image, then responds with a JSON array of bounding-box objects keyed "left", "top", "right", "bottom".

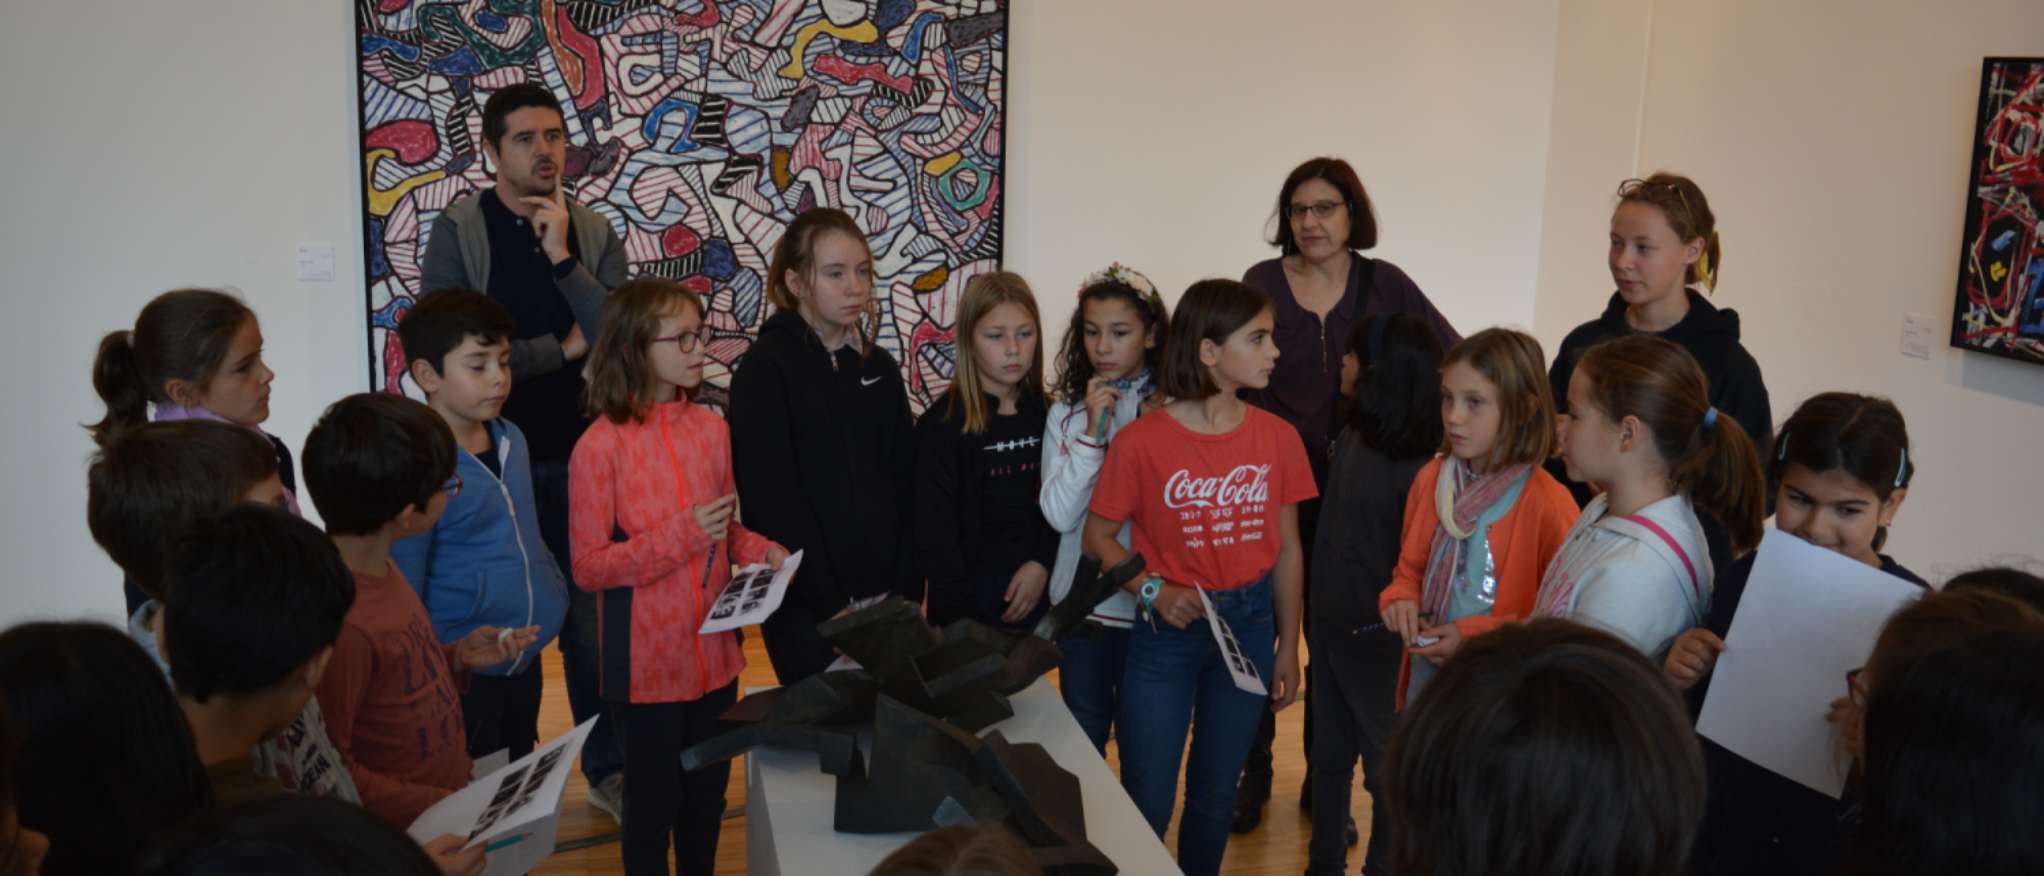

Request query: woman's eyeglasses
[
  {"left": 1286, "top": 201, "right": 1350, "bottom": 221},
  {"left": 653, "top": 330, "right": 710, "bottom": 353}
]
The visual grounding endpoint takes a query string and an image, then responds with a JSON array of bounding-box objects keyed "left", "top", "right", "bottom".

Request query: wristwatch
[{"left": 1138, "top": 576, "right": 1163, "bottom": 620}]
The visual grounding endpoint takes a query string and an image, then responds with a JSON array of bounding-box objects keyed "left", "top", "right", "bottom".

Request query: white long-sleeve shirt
[{"left": 1039, "top": 374, "right": 1154, "bottom": 628}]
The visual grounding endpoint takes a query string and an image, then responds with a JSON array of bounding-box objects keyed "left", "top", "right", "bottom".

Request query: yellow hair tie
[{"left": 1694, "top": 231, "right": 1719, "bottom": 290}]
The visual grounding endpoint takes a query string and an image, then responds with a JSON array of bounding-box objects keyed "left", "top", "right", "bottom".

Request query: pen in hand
[{"left": 1354, "top": 611, "right": 1434, "bottom": 635}]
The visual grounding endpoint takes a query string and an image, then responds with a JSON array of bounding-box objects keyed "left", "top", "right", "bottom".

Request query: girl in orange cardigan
[
  {"left": 569, "top": 279, "right": 787, "bottom": 876},
  {"left": 1380, "top": 329, "right": 1577, "bottom": 705}
]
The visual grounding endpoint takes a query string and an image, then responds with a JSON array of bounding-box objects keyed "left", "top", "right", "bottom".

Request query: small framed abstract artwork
[{"left": 1951, "top": 57, "right": 2044, "bottom": 365}]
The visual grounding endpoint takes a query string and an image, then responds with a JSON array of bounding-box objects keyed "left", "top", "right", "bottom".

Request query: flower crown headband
[{"left": 1077, "top": 263, "right": 1165, "bottom": 319}]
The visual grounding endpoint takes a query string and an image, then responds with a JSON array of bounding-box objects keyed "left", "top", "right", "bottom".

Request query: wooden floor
[{"left": 529, "top": 629, "right": 1365, "bottom": 875}]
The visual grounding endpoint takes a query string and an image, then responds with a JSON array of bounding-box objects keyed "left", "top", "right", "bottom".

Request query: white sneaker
[{"left": 587, "top": 773, "right": 625, "bottom": 826}]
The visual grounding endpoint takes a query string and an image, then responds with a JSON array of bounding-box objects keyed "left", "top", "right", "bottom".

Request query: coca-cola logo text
[{"left": 1164, "top": 465, "right": 1271, "bottom": 509}]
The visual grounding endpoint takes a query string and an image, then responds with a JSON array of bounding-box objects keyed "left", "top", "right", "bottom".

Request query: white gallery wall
[
  {"left": 1, "top": 0, "right": 2037, "bottom": 629},
  {"left": 1533, "top": 0, "right": 2044, "bottom": 580},
  {"left": 0, "top": 0, "right": 1564, "bottom": 627}
]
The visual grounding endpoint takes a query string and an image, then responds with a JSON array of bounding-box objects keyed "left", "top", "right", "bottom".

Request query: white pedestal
[{"left": 743, "top": 678, "right": 1180, "bottom": 875}]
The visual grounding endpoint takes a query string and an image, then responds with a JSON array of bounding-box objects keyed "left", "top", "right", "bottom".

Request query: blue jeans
[
  {"left": 1117, "top": 575, "right": 1277, "bottom": 876},
  {"left": 532, "top": 457, "right": 622, "bottom": 783},
  {"left": 1058, "top": 625, "right": 1131, "bottom": 755}
]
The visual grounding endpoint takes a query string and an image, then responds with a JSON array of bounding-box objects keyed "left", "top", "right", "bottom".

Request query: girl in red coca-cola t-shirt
[{"left": 1082, "top": 279, "right": 1315, "bottom": 876}]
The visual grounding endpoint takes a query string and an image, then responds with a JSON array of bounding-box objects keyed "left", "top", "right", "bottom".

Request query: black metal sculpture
[{"left": 680, "top": 552, "right": 1145, "bottom": 876}]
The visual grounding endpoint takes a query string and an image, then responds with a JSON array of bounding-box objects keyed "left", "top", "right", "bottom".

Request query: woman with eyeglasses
[
  {"left": 1544, "top": 173, "right": 1773, "bottom": 575},
  {"left": 1232, "top": 157, "right": 1460, "bottom": 840}
]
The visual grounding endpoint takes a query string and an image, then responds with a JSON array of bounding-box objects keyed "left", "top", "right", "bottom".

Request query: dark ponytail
[
  {"left": 1768, "top": 393, "right": 1913, "bottom": 552},
  {"left": 1578, "top": 336, "right": 1766, "bottom": 553},
  {"left": 91, "top": 331, "right": 151, "bottom": 445},
  {"left": 87, "top": 290, "right": 256, "bottom": 446}
]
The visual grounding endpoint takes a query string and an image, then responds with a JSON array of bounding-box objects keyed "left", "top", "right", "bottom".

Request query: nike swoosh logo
[{"left": 862, "top": 375, "right": 883, "bottom": 386}]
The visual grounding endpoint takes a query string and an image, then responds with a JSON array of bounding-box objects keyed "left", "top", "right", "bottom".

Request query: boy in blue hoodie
[{"left": 394, "top": 287, "right": 569, "bottom": 761}]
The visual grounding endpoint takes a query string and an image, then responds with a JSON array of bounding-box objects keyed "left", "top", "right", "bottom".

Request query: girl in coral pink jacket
[{"left": 569, "top": 279, "right": 787, "bottom": 876}]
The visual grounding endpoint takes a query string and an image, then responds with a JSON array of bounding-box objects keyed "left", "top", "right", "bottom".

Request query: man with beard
[{"left": 419, "top": 81, "right": 628, "bottom": 823}]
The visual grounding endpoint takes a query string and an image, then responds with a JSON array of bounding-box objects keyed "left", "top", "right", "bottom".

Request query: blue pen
[
  {"left": 1355, "top": 611, "right": 1433, "bottom": 635},
  {"left": 702, "top": 543, "right": 718, "bottom": 590}
]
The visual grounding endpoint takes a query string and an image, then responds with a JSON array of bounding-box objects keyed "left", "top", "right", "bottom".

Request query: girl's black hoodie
[
  {"left": 1544, "top": 289, "right": 1774, "bottom": 572},
  {"left": 728, "top": 308, "right": 920, "bottom": 618}
]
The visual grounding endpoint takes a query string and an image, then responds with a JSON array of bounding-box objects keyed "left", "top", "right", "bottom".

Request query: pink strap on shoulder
[{"left": 1623, "top": 515, "right": 1700, "bottom": 597}]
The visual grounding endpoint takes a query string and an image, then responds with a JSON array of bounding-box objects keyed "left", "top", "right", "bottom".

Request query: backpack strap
[{"left": 1622, "top": 515, "right": 1701, "bottom": 599}]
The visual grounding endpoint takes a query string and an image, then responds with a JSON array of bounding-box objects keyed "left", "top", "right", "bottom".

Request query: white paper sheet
[
  {"left": 700, "top": 550, "right": 804, "bottom": 634},
  {"left": 409, "top": 716, "right": 598, "bottom": 874},
  {"left": 1696, "top": 529, "right": 1921, "bottom": 798},
  {"left": 1193, "top": 585, "right": 1267, "bottom": 696},
  {"left": 469, "top": 748, "right": 509, "bottom": 782}
]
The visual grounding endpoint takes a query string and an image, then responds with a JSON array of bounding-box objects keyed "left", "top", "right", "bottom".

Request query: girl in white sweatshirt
[
  {"left": 1039, "top": 264, "right": 1169, "bottom": 754},
  {"left": 1536, "top": 335, "right": 1766, "bottom": 661}
]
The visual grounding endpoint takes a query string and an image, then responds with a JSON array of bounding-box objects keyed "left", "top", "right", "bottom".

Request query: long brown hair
[
  {"left": 1440, "top": 328, "right": 1557, "bottom": 468},
  {"left": 1576, "top": 336, "right": 1766, "bottom": 552},
  {"left": 941, "top": 272, "right": 1048, "bottom": 434},
  {"left": 583, "top": 278, "right": 707, "bottom": 424},
  {"left": 1617, "top": 173, "right": 1721, "bottom": 291},
  {"left": 764, "top": 207, "right": 877, "bottom": 354},
  {"left": 90, "top": 289, "right": 256, "bottom": 446}
]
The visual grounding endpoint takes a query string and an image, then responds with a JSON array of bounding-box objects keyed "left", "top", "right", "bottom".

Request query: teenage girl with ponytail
[
  {"left": 1537, "top": 335, "right": 1766, "bottom": 662},
  {"left": 1547, "top": 174, "right": 1772, "bottom": 570},
  {"left": 1667, "top": 393, "right": 1921, "bottom": 876},
  {"left": 93, "top": 289, "right": 292, "bottom": 613},
  {"left": 728, "top": 208, "right": 918, "bottom": 684}
]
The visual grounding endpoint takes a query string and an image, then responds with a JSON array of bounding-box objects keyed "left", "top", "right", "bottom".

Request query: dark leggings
[{"left": 615, "top": 681, "right": 739, "bottom": 876}]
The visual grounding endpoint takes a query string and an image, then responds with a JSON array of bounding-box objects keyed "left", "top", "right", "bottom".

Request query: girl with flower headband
[
  {"left": 1534, "top": 335, "right": 1766, "bottom": 663},
  {"left": 1039, "top": 263, "right": 1170, "bottom": 753},
  {"left": 1668, "top": 392, "right": 1921, "bottom": 876},
  {"left": 1546, "top": 173, "right": 1773, "bottom": 576}
]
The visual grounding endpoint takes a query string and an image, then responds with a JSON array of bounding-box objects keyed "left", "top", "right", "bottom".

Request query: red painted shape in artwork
[
  {"left": 906, "top": 321, "right": 955, "bottom": 397},
  {"left": 378, "top": 0, "right": 407, "bottom": 11},
  {"left": 814, "top": 54, "right": 913, "bottom": 94},
  {"left": 554, "top": 3, "right": 607, "bottom": 110},
  {"left": 663, "top": 225, "right": 702, "bottom": 257},
  {"left": 680, "top": 276, "right": 714, "bottom": 297},
  {"left": 673, "top": 1, "right": 720, "bottom": 28},
  {"left": 366, "top": 120, "right": 439, "bottom": 165}
]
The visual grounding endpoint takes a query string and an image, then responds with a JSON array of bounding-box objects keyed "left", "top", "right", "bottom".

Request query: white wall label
[
  {"left": 1901, "top": 312, "right": 1936, "bottom": 359},
  {"left": 296, "top": 243, "right": 335, "bottom": 281}
]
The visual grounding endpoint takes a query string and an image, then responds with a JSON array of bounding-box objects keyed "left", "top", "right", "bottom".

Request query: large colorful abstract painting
[
  {"left": 354, "top": 0, "right": 1007, "bottom": 408},
  {"left": 1951, "top": 57, "right": 2044, "bottom": 366}
]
